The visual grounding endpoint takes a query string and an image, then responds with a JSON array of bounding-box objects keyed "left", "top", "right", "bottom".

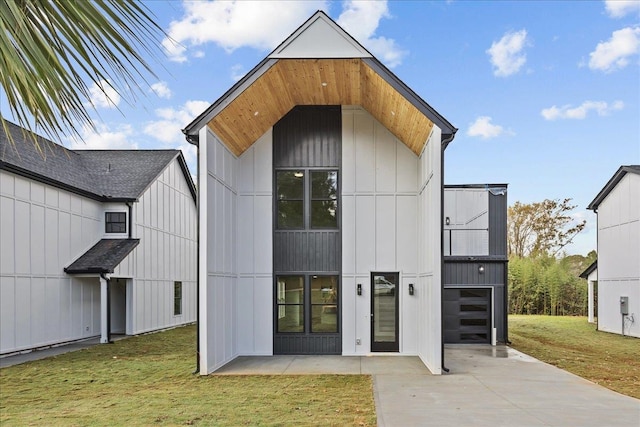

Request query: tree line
[{"left": 508, "top": 198, "right": 594, "bottom": 316}]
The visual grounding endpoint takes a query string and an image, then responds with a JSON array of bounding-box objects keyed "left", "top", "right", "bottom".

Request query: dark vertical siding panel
[
  {"left": 274, "top": 106, "right": 341, "bottom": 168},
  {"left": 489, "top": 192, "right": 508, "bottom": 256}
]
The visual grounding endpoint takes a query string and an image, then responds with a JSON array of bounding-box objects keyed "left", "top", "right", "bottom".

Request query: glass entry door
[{"left": 371, "top": 273, "right": 399, "bottom": 352}]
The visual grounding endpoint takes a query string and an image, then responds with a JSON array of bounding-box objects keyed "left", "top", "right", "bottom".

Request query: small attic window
[{"left": 105, "top": 212, "right": 127, "bottom": 233}]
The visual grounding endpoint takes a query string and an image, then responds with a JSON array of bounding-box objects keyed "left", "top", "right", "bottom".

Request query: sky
[{"left": 2, "top": 0, "right": 639, "bottom": 256}]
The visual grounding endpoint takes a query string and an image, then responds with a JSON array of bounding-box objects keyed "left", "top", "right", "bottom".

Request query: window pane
[
  {"left": 276, "top": 171, "right": 304, "bottom": 200},
  {"left": 312, "top": 305, "right": 337, "bottom": 333},
  {"left": 277, "top": 201, "right": 304, "bottom": 228},
  {"left": 276, "top": 276, "right": 304, "bottom": 304},
  {"left": 174, "top": 282, "right": 182, "bottom": 316},
  {"left": 310, "top": 200, "right": 337, "bottom": 228},
  {"left": 310, "top": 276, "right": 338, "bottom": 304},
  {"left": 277, "top": 305, "right": 304, "bottom": 332},
  {"left": 311, "top": 171, "right": 337, "bottom": 199}
]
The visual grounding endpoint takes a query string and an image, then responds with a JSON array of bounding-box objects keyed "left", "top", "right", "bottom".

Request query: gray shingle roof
[
  {"left": 1, "top": 120, "right": 195, "bottom": 201},
  {"left": 587, "top": 165, "right": 640, "bottom": 211},
  {"left": 64, "top": 239, "right": 140, "bottom": 274}
]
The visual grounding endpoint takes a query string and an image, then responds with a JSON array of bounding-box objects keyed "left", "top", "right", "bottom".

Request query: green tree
[
  {"left": 0, "top": 0, "right": 164, "bottom": 147},
  {"left": 507, "top": 198, "right": 586, "bottom": 258}
]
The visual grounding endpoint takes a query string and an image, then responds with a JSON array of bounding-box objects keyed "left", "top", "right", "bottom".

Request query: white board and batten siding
[
  {"left": 112, "top": 157, "right": 198, "bottom": 335},
  {"left": 200, "top": 127, "right": 240, "bottom": 374},
  {"left": 597, "top": 172, "right": 640, "bottom": 337},
  {"left": 1, "top": 170, "right": 103, "bottom": 354},
  {"left": 342, "top": 107, "right": 442, "bottom": 373}
]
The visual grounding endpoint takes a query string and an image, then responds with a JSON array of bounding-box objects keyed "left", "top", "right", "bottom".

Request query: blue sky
[{"left": 2, "top": 1, "right": 639, "bottom": 255}]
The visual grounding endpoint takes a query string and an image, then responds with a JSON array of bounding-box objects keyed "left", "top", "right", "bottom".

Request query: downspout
[
  {"left": 127, "top": 202, "right": 133, "bottom": 239},
  {"left": 440, "top": 132, "right": 456, "bottom": 374},
  {"left": 185, "top": 132, "right": 200, "bottom": 375}
]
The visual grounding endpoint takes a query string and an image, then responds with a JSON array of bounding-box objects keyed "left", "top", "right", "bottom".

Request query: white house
[
  {"left": 0, "top": 121, "right": 197, "bottom": 355},
  {"left": 586, "top": 165, "right": 639, "bottom": 337},
  {"left": 183, "top": 11, "right": 458, "bottom": 375}
]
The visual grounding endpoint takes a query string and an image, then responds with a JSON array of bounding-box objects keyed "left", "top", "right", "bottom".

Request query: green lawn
[
  {"left": 0, "top": 325, "right": 376, "bottom": 426},
  {"left": 509, "top": 315, "right": 640, "bottom": 399}
]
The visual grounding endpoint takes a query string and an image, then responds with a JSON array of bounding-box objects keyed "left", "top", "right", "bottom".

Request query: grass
[
  {"left": 509, "top": 315, "right": 640, "bottom": 399},
  {"left": 0, "top": 325, "right": 377, "bottom": 426}
]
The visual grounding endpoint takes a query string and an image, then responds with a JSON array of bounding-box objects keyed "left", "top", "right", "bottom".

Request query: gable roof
[
  {"left": 64, "top": 239, "right": 140, "bottom": 274},
  {"left": 587, "top": 165, "right": 640, "bottom": 211},
  {"left": 579, "top": 260, "right": 597, "bottom": 279},
  {"left": 183, "top": 10, "right": 456, "bottom": 156},
  {"left": 1, "top": 120, "right": 196, "bottom": 202}
]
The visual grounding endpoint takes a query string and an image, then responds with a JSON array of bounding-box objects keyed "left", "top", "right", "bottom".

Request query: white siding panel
[
  {"left": 341, "top": 195, "right": 355, "bottom": 275},
  {"left": 237, "top": 197, "right": 254, "bottom": 274},
  {"left": 254, "top": 130, "right": 272, "bottom": 194},
  {"left": 397, "top": 196, "right": 418, "bottom": 274},
  {"left": 15, "top": 200, "right": 30, "bottom": 274},
  {"left": 375, "top": 195, "right": 396, "bottom": 271},
  {"left": 341, "top": 276, "right": 356, "bottom": 354},
  {"left": 397, "top": 143, "right": 417, "bottom": 193},
  {"left": 354, "top": 112, "right": 375, "bottom": 193},
  {"left": 1, "top": 196, "right": 15, "bottom": 275},
  {"left": 15, "top": 277, "right": 31, "bottom": 349},
  {"left": 0, "top": 276, "right": 15, "bottom": 351},
  {"left": 45, "top": 208, "right": 59, "bottom": 275},
  {"left": 355, "top": 196, "right": 375, "bottom": 273},
  {"left": 375, "top": 123, "right": 396, "bottom": 193},
  {"left": 0, "top": 171, "right": 14, "bottom": 196},
  {"left": 254, "top": 195, "right": 272, "bottom": 274},
  {"left": 251, "top": 277, "right": 271, "bottom": 354}
]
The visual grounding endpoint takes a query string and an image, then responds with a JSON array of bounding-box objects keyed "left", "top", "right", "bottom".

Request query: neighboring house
[
  {"left": 0, "top": 121, "right": 197, "bottom": 355},
  {"left": 183, "top": 11, "right": 459, "bottom": 374},
  {"left": 586, "top": 165, "right": 639, "bottom": 338},
  {"left": 579, "top": 260, "right": 597, "bottom": 324},
  {"left": 443, "top": 184, "right": 508, "bottom": 345}
]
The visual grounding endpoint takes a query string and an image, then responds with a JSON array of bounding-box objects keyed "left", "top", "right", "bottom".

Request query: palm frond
[{"left": 0, "top": 0, "right": 166, "bottom": 148}]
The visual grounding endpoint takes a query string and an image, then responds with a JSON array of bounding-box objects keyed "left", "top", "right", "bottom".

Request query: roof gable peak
[{"left": 269, "top": 10, "right": 372, "bottom": 59}]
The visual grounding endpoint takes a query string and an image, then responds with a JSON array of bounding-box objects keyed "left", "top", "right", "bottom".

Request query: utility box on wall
[{"left": 620, "top": 296, "right": 629, "bottom": 315}]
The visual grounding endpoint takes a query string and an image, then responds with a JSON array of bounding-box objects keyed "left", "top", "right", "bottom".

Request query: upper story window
[
  {"left": 276, "top": 169, "right": 338, "bottom": 230},
  {"left": 105, "top": 212, "right": 127, "bottom": 234}
]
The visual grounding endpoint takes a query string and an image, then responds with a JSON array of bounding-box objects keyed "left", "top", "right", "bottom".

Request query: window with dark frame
[
  {"left": 275, "top": 169, "right": 338, "bottom": 230},
  {"left": 174, "top": 281, "right": 182, "bottom": 316},
  {"left": 105, "top": 212, "right": 126, "bottom": 233},
  {"left": 276, "top": 275, "right": 339, "bottom": 334}
]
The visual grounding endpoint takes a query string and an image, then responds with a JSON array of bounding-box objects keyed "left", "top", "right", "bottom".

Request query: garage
[{"left": 444, "top": 288, "right": 492, "bottom": 344}]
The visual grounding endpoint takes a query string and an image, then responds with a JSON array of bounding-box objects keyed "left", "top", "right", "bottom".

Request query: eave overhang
[
  {"left": 183, "top": 11, "right": 456, "bottom": 157},
  {"left": 587, "top": 165, "right": 640, "bottom": 211}
]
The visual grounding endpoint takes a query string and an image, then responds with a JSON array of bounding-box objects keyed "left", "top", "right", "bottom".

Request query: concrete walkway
[
  {"left": 215, "top": 345, "right": 639, "bottom": 427},
  {"left": 3, "top": 342, "right": 639, "bottom": 426}
]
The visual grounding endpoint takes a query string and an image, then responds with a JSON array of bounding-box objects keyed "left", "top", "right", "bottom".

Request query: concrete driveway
[
  {"left": 3, "top": 342, "right": 638, "bottom": 426},
  {"left": 216, "top": 345, "right": 639, "bottom": 427}
]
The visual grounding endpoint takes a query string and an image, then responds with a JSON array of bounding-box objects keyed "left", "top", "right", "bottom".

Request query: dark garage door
[{"left": 444, "top": 288, "right": 491, "bottom": 344}]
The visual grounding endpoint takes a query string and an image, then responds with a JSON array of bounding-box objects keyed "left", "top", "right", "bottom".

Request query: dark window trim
[
  {"left": 105, "top": 211, "right": 127, "bottom": 234},
  {"left": 173, "top": 281, "right": 183, "bottom": 316}
]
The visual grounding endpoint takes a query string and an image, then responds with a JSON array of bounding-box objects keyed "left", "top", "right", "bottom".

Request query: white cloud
[
  {"left": 541, "top": 100, "right": 624, "bottom": 120},
  {"left": 68, "top": 123, "right": 137, "bottom": 150},
  {"left": 588, "top": 27, "right": 640, "bottom": 72},
  {"left": 467, "top": 116, "right": 512, "bottom": 139},
  {"left": 86, "top": 80, "right": 120, "bottom": 109},
  {"left": 337, "top": 1, "right": 407, "bottom": 67},
  {"left": 150, "top": 81, "right": 172, "bottom": 99},
  {"left": 604, "top": 0, "right": 640, "bottom": 18},
  {"left": 230, "top": 64, "right": 246, "bottom": 82},
  {"left": 143, "top": 100, "right": 210, "bottom": 146},
  {"left": 162, "top": 1, "right": 326, "bottom": 61},
  {"left": 487, "top": 29, "right": 529, "bottom": 77}
]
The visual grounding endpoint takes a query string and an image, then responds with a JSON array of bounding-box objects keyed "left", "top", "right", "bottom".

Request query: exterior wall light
[
  {"left": 445, "top": 217, "right": 450, "bottom": 225},
  {"left": 357, "top": 283, "right": 362, "bottom": 296},
  {"left": 478, "top": 265, "right": 485, "bottom": 274},
  {"left": 409, "top": 283, "right": 414, "bottom": 295}
]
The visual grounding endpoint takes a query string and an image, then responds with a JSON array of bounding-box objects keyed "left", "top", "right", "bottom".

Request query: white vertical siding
[
  {"left": 341, "top": 107, "right": 422, "bottom": 358},
  {"left": 236, "top": 130, "right": 273, "bottom": 356},
  {"left": 597, "top": 173, "right": 640, "bottom": 337},
  {"left": 0, "top": 171, "right": 103, "bottom": 354},
  {"left": 113, "top": 157, "right": 198, "bottom": 335},
  {"left": 416, "top": 127, "right": 442, "bottom": 374},
  {"left": 200, "top": 128, "right": 239, "bottom": 374}
]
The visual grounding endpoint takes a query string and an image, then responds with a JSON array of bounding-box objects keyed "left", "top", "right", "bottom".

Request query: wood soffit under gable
[{"left": 207, "top": 59, "right": 435, "bottom": 157}]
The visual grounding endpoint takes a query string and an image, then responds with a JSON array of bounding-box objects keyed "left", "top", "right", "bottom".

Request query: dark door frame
[{"left": 370, "top": 272, "right": 399, "bottom": 352}]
